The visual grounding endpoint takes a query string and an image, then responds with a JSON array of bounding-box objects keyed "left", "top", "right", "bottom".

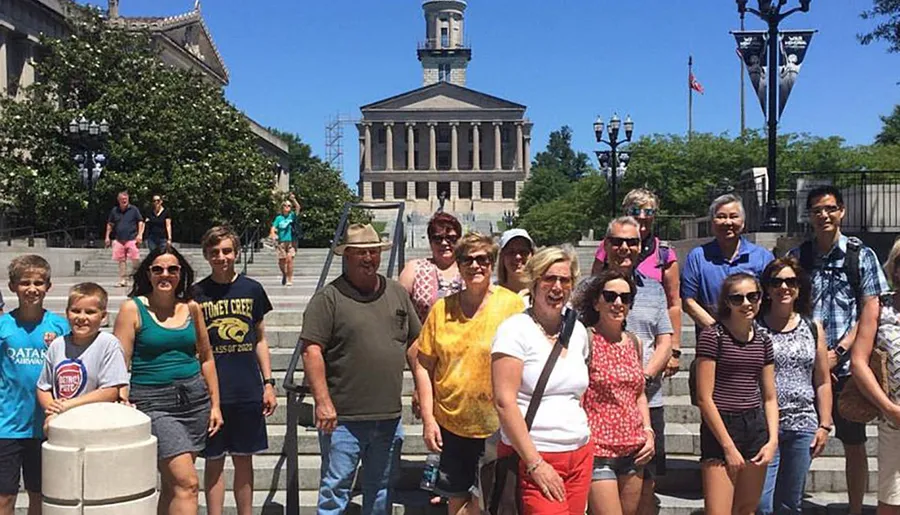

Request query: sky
[{"left": 110, "top": 1, "right": 899, "bottom": 185}]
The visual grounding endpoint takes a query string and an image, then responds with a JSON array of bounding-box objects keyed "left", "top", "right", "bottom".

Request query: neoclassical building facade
[{"left": 358, "top": 0, "right": 531, "bottom": 219}]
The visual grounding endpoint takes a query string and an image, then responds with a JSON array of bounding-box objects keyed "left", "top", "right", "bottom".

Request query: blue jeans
[
  {"left": 759, "top": 430, "right": 816, "bottom": 514},
  {"left": 317, "top": 418, "right": 404, "bottom": 515},
  {"left": 146, "top": 237, "right": 167, "bottom": 252}
]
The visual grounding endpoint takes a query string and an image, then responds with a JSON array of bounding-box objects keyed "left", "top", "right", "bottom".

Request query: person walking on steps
[
  {"left": 105, "top": 191, "right": 144, "bottom": 288},
  {"left": 270, "top": 192, "right": 300, "bottom": 286}
]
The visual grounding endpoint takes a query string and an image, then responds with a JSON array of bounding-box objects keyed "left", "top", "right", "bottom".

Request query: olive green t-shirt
[{"left": 300, "top": 275, "right": 421, "bottom": 421}]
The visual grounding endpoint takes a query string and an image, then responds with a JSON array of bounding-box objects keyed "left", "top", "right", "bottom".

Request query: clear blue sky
[{"left": 112, "top": 1, "right": 898, "bottom": 185}]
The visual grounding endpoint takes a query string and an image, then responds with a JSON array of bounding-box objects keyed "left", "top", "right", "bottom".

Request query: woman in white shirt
[{"left": 492, "top": 246, "right": 592, "bottom": 514}]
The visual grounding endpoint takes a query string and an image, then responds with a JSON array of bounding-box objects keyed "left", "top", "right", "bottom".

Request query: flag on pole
[{"left": 689, "top": 72, "right": 704, "bottom": 94}]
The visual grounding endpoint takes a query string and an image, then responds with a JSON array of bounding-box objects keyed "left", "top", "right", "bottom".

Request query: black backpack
[{"left": 798, "top": 237, "right": 862, "bottom": 310}]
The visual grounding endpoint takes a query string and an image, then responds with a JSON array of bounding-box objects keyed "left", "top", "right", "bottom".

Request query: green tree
[
  {"left": 860, "top": 1, "right": 900, "bottom": 53},
  {"left": 267, "top": 128, "right": 323, "bottom": 174},
  {"left": 0, "top": 7, "right": 277, "bottom": 241},
  {"left": 291, "top": 163, "right": 370, "bottom": 247},
  {"left": 875, "top": 105, "right": 900, "bottom": 145},
  {"left": 517, "top": 126, "right": 594, "bottom": 218}
]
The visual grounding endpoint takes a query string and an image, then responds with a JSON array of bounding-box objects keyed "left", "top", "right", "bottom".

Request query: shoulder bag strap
[{"left": 523, "top": 307, "right": 577, "bottom": 429}]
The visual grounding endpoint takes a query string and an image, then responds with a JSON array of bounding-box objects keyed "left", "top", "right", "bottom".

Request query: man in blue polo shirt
[
  {"left": 681, "top": 193, "right": 773, "bottom": 332},
  {"left": 788, "top": 185, "right": 889, "bottom": 515}
]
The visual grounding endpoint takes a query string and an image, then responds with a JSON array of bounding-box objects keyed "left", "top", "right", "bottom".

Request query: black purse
[{"left": 488, "top": 307, "right": 578, "bottom": 515}]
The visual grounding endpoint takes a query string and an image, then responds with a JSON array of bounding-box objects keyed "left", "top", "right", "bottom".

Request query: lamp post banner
[
  {"left": 734, "top": 30, "right": 768, "bottom": 117},
  {"left": 778, "top": 30, "right": 815, "bottom": 118}
]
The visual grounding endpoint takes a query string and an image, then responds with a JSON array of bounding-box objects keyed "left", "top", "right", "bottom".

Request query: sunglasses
[
  {"left": 726, "top": 291, "right": 762, "bottom": 306},
  {"left": 540, "top": 274, "right": 573, "bottom": 287},
  {"left": 430, "top": 234, "right": 459, "bottom": 245},
  {"left": 600, "top": 290, "right": 635, "bottom": 304},
  {"left": 152, "top": 198, "right": 161, "bottom": 202},
  {"left": 608, "top": 236, "right": 641, "bottom": 248},
  {"left": 768, "top": 277, "right": 799, "bottom": 289},
  {"left": 150, "top": 265, "right": 181, "bottom": 276},
  {"left": 627, "top": 207, "right": 656, "bottom": 217},
  {"left": 459, "top": 254, "right": 492, "bottom": 267},
  {"left": 809, "top": 205, "right": 840, "bottom": 216}
]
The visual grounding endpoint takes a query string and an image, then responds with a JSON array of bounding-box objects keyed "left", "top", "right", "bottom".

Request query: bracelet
[
  {"left": 643, "top": 426, "right": 656, "bottom": 438},
  {"left": 525, "top": 458, "right": 544, "bottom": 475}
]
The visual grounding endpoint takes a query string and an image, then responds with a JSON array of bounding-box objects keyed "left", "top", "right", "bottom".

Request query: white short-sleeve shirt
[{"left": 491, "top": 313, "right": 591, "bottom": 452}]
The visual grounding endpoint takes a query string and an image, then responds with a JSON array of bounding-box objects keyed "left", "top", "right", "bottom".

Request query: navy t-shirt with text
[{"left": 193, "top": 275, "right": 273, "bottom": 404}]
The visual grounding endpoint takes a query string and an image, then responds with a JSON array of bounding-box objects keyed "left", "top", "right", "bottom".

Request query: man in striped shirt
[{"left": 600, "top": 215, "right": 674, "bottom": 514}]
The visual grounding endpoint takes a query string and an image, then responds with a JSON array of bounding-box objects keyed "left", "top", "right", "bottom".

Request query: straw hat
[{"left": 333, "top": 224, "right": 392, "bottom": 255}]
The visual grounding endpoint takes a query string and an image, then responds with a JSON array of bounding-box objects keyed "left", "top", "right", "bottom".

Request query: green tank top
[{"left": 130, "top": 298, "right": 201, "bottom": 385}]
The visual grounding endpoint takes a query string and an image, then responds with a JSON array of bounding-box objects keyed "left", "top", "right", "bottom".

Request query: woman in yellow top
[{"left": 410, "top": 232, "right": 526, "bottom": 515}]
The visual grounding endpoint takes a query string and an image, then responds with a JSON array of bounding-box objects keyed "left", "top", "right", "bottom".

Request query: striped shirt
[
  {"left": 695, "top": 323, "right": 774, "bottom": 412},
  {"left": 627, "top": 274, "right": 674, "bottom": 408}
]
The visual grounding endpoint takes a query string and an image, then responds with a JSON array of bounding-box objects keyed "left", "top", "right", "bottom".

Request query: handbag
[
  {"left": 488, "top": 307, "right": 578, "bottom": 515},
  {"left": 838, "top": 346, "right": 889, "bottom": 424}
]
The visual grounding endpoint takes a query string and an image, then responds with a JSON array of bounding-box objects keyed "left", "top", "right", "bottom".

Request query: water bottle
[{"left": 420, "top": 453, "right": 440, "bottom": 491}]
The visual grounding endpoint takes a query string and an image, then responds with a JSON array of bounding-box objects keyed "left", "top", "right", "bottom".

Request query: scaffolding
[{"left": 324, "top": 114, "right": 358, "bottom": 177}]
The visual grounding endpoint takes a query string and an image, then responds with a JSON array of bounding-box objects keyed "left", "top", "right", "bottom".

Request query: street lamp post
[
  {"left": 68, "top": 115, "right": 110, "bottom": 247},
  {"left": 594, "top": 113, "right": 634, "bottom": 216},
  {"left": 737, "top": 0, "right": 811, "bottom": 231}
]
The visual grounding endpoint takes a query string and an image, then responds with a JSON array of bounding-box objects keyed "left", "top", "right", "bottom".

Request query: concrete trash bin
[{"left": 42, "top": 402, "right": 158, "bottom": 514}]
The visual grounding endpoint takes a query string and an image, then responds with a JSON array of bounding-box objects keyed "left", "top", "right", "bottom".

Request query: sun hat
[{"left": 333, "top": 224, "right": 392, "bottom": 255}]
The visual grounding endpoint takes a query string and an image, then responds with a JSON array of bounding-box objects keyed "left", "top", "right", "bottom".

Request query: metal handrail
[
  {"left": 281, "top": 202, "right": 406, "bottom": 515},
  {"left": 1, "top": 226, "right": 35, "bottom": 246}
]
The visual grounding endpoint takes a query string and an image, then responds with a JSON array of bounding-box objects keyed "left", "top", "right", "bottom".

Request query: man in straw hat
[{"left": 300, "top": 224, "right": 421, "bottom": 514}]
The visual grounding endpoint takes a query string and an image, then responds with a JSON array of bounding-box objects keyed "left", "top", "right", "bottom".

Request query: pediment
[
  {"left": 158, "top": 21, "right": 228, "bottom": 83},
  {"left": 362, "top": 82, "right": 525, "bottom": 112}
]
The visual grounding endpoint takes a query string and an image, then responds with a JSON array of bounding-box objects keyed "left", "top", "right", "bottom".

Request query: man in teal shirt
[{"left": 269, "top": 192, "right": 301, "bottom": 286}]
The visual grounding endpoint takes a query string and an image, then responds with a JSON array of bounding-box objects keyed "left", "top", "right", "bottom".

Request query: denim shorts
[
  {"left": 700, "top": 407, "right": 768, "bottom": 463},
  {"left": 130, "top": 373, "right": 211, "bottom": 460},
  {"left": 592, "top": 455, "right": 642, "bottom": 481}
]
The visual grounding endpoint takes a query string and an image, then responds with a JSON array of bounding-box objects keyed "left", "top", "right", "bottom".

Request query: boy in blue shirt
[{"left": 0, "top": 255, "right": 69, "bottom": 515}]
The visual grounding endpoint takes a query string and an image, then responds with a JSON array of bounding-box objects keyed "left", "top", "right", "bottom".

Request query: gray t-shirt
[
  {"left": 300, "top": 275, "right": 421, "bottom": 422},
  {"left": 38, "top": 332, "right": 129, "bottom": 400},
  {"left": 627, "top": 274, "right": 674, "bottom": 408}
]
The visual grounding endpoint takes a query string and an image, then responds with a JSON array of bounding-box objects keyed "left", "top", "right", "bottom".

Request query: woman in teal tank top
[{"left": 114, "top": 245, "right": 222, "bottom": 514}]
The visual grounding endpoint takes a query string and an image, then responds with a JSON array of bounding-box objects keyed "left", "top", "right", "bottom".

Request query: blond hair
[
  {"left": 622, "top": 188, "right": 659, "bottom": 211},
  {"left": 525, "top": 246, "right": 580, "bottom": 298},
  {"left": 8, "top": 255, "right": 51, "bottom": 284},
  {"left": 68, "top": 282, "right": 109, "bottom": 311},
  {"left": 886, "top": 236, "right": 900, "bottom": 288},
  {"left": 454, "top": 232, "right": 498, "bottom": 266}
]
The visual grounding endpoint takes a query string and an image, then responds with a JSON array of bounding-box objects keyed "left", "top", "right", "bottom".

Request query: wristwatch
[
  {"left": 264, "top": 378, "right": 276, "bottom": 387},
  {"left": 671, "top": 349, "right": 682, "bottom": 359},
  {"left": 819, "top": 424, "right": 834, "bottom": 433},
  {"left": 835, "top": 346, "right": 848, "bottom": 357}
]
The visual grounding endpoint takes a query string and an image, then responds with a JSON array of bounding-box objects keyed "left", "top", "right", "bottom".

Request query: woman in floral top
[
  {"left": 756, "top": 257, "right": 832, "bottom": 515},
  {"left": 853, "top": 238, "right": 900, "bottom": 512},
  {"left": 575, "top": 270, "right": 653, "bottom": 515}
]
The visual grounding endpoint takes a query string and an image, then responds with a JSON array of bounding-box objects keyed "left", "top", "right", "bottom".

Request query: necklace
[{"left": 529, "top": 309, "right": 561, "bottom": 342}]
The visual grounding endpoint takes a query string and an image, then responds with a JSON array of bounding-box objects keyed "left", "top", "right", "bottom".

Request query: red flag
[{"left": 689, "top": 72, "right": 704, "bottom": 94}]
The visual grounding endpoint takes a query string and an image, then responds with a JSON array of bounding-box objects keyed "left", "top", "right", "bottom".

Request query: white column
[
  {"left": 19, "top": 40, "right": 35, "bottom": 98},
  {"left": 406, "top": 122, "right": 416, "bottom": 171},
  {"left": 515, "top": 122, "right": 524, "bottom": 171},
  {"left": 407, "top": 180, "right": 415, "bottom": 200},
  {"left": 494, "top": 180, "right": 502, "bottom": 201},
  {"left": 385, "top": 181, "right": 394, "bottom": 200},
  {"left": 364, "top": 123, "right": 372, "bottom": 172},
  {"left": 493, "top": 122, "right": 503, "bottom": 171},
  {"left": 473, "top": 180, "right": 481, "bottom": 200},
  {"left": 450, "top": 122, "right": 459, "bottom": 171},
  {"left": 524, "top": 134, "right": 532, "bottom": 178},
  {"left": 0, "top": 30, "right": 7, "bottom": 97},
  {"left": 429, "top": 181, "right": 437, "bottom": 208},
  {"left": 385, "top": 122, "right": 394, "bottom": 171},
  {"left": 429, "top": 122, "right": 437, "bottom": 171},
  {"left": 358, "top": 134, "right": 365, "bottom": 175},
  {"left": 362, "top": 181, "right": 373, "bottom": 201},
  {"left": 471, "top": 122, "right": 480, "bottom": 171}
]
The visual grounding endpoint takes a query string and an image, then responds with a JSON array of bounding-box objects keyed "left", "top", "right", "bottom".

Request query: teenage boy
[
  {"left": 0, "top": 255, "right": 69, "bottom": 515},
  {"left": 789, "top": 185, "right": 890, "bottom": 515},
  {"left": 37, "top": 283, "right": 129, "bottom": 430},
  {"left": 193, "top": 226, "right": 275, "bottom": 515}
]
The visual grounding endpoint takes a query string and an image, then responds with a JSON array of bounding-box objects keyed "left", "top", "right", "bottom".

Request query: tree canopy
[
  {"left": 860, "top": 0, "right": 900, "bottom": 53},
  {"left": 0, "top": 7, "right": 278, "bottom": 242}
]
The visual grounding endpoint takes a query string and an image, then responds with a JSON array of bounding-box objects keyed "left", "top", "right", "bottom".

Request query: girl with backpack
[
  {"left": 694, "top": 272, "right": 778, "bottom": 515},
  {"left": 756, "top": 257, "right": 833, "bottom": 515}
]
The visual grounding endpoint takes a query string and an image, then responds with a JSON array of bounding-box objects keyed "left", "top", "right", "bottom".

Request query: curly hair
[
  {"left": 573, "top": 269, "right": 635, "bottom": 328},
  {"left": 128, "top": 244, "right": 195, "bottom": 300},
  {"left": 427, "top": 212, "right": 462, "bottom": 240}
]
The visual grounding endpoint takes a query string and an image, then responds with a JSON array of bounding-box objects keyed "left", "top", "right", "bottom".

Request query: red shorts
[
  {"left": 497, "top": 441, "right": 592, "bottom": 515},
  {"left": 112, "top": 240, "right": 140, "bottom": 261}
]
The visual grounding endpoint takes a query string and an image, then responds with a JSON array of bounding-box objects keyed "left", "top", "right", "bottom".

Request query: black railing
[
  {"left": 235, "top": 225, "right": 263, "bottom": 276},
  {"left": 281, "top": 202, "right": 406, "bottom": 515}
]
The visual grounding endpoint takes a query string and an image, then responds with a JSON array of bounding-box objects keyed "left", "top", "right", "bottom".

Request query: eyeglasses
[
  {"left": 627, "top": 207, "right": 656, "bottom": 217},
  {"left": 459, "top": 254, "right": 492, "bottom": 267},
  {"left": 150, "top": 265, "right": 181, "bottom": 276},
  {"left": 608, "top": 237, "right": 640, "bottom": 248},
  {"left": 600, "top": 290, "right": 635, "bottom": 304},
  {"left": 809, "top": 205, "right": 840, "bottom": 216},
  {"left": 540, "top": 274, "right": 573, "bottom": 287},
  {"left": 430, "top": 234, "right": 459, "bottom": 245},
  {"left": 152, "top": 198, "right": 161, "bottom": 202},
  {"left": 768, "top": 277, "right": 799, "bottom": 289},
  {"left": 726, "top": 291, "right": 762, "bottom": 306}
]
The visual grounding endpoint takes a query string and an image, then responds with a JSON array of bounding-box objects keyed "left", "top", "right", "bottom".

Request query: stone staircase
[{"left": 10, "top": 244, "right": 879, "bottom": 514}]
